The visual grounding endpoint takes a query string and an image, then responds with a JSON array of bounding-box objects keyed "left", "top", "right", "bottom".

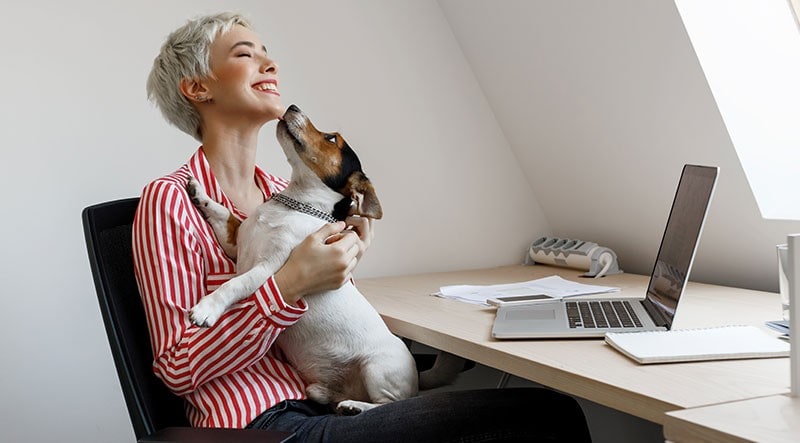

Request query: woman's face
[{"left": 203, "top": 25, "right": 284, "bottom": 123}]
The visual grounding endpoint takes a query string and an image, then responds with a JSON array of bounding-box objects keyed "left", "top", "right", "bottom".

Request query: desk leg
[{"left": 497, "top": 372, "right": 511, "bottom": 389}]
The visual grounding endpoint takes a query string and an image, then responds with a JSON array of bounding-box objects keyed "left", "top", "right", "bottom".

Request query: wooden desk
[
  {"left": 358, "top": 265, "right": 790, "bottom": 425},
  {"left": 663, "top": 394, "right": 800, "bottom": 443}
]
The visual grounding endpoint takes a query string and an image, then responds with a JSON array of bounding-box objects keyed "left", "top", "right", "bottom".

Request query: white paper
[{"left": 433, "top": 275, "right": 620, "bottom": 306}]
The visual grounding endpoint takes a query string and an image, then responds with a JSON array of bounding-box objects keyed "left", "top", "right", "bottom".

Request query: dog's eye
[{"left": 324, "top": 134, "right": 337, "bottom": 144}]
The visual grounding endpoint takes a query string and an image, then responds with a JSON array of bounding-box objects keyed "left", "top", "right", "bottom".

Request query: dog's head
[{"left": 276, "top": 104, "right": 382, "bottom": 220}]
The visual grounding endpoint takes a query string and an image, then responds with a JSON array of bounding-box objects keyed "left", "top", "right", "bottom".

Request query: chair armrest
[{"left": 138, "top": 426, "right": 294, "bottom": 443}]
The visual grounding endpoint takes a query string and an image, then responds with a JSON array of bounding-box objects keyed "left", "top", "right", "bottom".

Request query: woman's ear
[{"left": 180, "top": 78, "right": 211, "bottom": 103}]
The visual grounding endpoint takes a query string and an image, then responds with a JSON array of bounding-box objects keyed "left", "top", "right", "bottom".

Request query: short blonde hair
[{"left": 146, "top": 12, "right": 252, "bottom": 141}]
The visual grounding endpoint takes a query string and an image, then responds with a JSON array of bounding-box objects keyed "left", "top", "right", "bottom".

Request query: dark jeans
[{"left": 247, "top": 388, "right": 592, "bottom": 442}]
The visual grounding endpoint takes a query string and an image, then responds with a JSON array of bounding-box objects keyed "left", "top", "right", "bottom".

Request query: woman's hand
[
  {"left": 340, "top": 215, "right": 374, "bottom": 261},
  {"left": 274, "top": 222, "right": 360, "bottom": 305}
]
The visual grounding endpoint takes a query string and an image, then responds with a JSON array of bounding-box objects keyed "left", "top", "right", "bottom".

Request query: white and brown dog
[{"left": 186, "top": 105, "right": 461, "bottom": 414}]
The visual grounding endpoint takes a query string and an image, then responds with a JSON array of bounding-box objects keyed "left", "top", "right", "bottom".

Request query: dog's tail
[{"left": 418, "top": 351, "right": 469, "bottom": 390}]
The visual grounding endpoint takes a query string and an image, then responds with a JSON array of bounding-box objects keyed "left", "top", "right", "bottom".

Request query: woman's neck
[{"left": 201, "top": 126, "right": 264, "bottom": 216}]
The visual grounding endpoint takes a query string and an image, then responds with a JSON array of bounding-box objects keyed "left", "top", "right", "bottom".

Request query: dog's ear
[{"left": 347, "top": 173, "right": 382, "bottom": 219}]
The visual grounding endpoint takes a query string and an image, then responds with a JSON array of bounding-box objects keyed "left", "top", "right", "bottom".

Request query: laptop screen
[{"left": 643, "top": 164, "right": 718, "bottom": 329}]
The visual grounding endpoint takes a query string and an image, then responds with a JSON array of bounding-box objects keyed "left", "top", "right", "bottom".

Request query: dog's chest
[
  {"left": 233, "top": 201, "right": 329, "bottom": 272},
  {"left": 249, "top": 202, "right": 326, "bottom": 244}
]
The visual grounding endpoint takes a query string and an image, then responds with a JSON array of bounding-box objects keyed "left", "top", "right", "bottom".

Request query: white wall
[
  {"left": 4, "top": 1, "right": 793, "bottom": 441},
  {"left": 0, "top": 1, "right": 546, "bottom": 442},
  {"left": 439, "top": 0, "right": 800, "bottom": 292}
]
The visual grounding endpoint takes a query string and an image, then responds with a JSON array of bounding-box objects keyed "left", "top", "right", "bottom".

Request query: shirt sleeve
[{"left": 132, "top": 178, "right": 307, "bottom": 396}]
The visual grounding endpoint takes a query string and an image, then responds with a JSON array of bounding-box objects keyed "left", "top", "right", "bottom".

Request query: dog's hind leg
[
  {"left": 335, "top": 354, "right": 417, "bottom": 415},
  {"left": 306, "top": 383, "right": 335, "bottom": 405},
  {"left": 186, "top": 176, "right": 240, "bottom": 260}
]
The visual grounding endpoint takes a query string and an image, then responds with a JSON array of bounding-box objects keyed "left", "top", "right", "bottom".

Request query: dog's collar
[{"left": 271, "top": 193, "right": 339, "bottom": 224}]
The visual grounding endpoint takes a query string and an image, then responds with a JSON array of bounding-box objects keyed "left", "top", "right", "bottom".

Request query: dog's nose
[{"left": 287, "top": 104, "right": 301, "bottom": 113}]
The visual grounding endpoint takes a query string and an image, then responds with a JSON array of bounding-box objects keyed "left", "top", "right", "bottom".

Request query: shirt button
[{"left": 269, "top": 303, "right": 279, "bottom": 313}]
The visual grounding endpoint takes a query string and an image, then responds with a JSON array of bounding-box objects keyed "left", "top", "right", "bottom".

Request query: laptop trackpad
[
  {"left": 493, "top": 304, "right": 567, "bottom": 339},
  {"left": 506, "top": 307, "right": 556, "bottom": 321}
]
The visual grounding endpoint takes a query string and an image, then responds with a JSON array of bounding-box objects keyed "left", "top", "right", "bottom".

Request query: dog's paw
[
  {"left": 189, "top": 295, "right": 226, "bottom": 328},
  {"left": 185, "top": 177, "right": 211, "bottom": 216},
  {"left": 185, "top": 176, "right": 201, "bottom": 200},
  {"left": 335, "top": 400, "right": 378, "bottom": 416},
  {"left": 335, "top": 401, "right": 364, "bottom": 416}
]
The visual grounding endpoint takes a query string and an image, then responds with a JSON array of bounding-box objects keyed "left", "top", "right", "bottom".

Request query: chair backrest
[{"left": 82, "top": 198, "right": 189, "bottom": 439}]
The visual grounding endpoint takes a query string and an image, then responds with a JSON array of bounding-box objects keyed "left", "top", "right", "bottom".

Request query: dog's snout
[
  {"left": 284, "top": 104, "right": 301, "bottom": 117},
  {"left": 282, "top": 104, "right": 307, "bottom": 131}
]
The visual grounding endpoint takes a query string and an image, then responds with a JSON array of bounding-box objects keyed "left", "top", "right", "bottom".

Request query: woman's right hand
[{"left": 274, "top": 221, "right": 361, "bottom": 305}]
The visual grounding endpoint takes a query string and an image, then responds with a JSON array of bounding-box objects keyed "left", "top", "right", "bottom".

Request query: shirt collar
[{"left": 187, "top": 147, "right": 274, "bottom": 220}]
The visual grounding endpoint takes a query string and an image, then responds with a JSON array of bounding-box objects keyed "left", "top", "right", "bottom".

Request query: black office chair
[{"left": 82, "top": 198, "right": 292, "bottom": 443}]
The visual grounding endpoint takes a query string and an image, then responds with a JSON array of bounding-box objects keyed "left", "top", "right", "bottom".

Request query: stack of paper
[{"left": 432, "top": 275, "right": 620, "bottom": 306}]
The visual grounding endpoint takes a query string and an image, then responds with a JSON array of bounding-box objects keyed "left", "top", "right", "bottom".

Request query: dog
[{"left": 186, "top": 104, "right": 461, "bottom": 414}]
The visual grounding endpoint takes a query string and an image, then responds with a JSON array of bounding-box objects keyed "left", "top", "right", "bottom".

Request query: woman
[{"left": 133, "top": 12, "right": 592, "bottom": 442}]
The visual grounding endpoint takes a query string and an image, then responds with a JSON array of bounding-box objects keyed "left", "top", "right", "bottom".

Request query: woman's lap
[{"left": 248, "top": 388, "right": 592, "bottom": 442}]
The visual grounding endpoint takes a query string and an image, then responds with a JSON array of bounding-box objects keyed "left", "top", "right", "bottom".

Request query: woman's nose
[{"left": 261, "top": 57, "right": 278, "bottom": 74}]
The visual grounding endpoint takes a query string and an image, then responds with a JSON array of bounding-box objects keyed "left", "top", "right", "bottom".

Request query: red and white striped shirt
[{"left": 132, "top": 147, "right": 310, "bottom": 428}]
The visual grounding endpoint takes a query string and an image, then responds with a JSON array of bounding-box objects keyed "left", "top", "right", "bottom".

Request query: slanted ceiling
[{"left": 438, "top": 0, "right": 800, "bottom": 292}]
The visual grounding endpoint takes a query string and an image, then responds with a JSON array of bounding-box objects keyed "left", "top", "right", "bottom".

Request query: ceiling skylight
[{"left": 675, "top": 0, "right": 800, "bottom": 220}]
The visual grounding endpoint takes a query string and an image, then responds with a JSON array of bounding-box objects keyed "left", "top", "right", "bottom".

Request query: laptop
[{"left": 492, "top": 164, "right": 719, "bottom": 339}]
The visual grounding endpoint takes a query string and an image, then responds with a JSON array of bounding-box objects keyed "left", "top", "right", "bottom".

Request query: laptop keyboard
[{"left": 566, "top": 300, "right": 643, "bottom": 329}]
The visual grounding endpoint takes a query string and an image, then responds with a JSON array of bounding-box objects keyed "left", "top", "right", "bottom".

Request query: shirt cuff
[{"left": 253, "top": 276, "right": 307, "bottom": 326}]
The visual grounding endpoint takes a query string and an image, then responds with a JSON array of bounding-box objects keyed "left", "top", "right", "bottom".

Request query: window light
[{"left": 675, "top": 0, "right": 800, "bottom": 220}]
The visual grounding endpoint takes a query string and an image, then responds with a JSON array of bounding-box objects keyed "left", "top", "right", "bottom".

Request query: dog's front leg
[
  {"left": 190, "top": 261, "right": 275, "bottom": 327},
  {"left": 186, "top": 176, "right": 240, "bottom": 260}
]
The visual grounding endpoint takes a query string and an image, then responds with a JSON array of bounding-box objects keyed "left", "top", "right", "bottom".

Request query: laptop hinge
[{"left": 641, "top": 298, "right": 670, "bottom": 328}]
